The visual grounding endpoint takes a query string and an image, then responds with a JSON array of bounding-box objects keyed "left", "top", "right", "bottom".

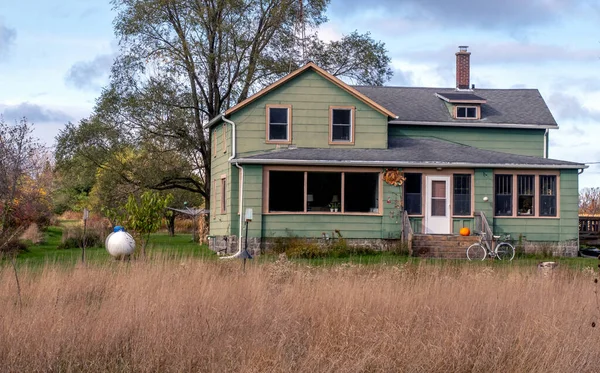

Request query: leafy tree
[
  {"left": 55, "top": 0, "right": 393, "bottom": 212},
  {"left": 0, "top": 117, "right": 45, "bottom": 231},
  {"left": 125, "top": 190, "right": 173, "bottom": 257}
]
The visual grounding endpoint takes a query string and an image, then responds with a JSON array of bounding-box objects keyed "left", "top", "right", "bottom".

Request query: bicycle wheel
[
  {"left": 495, "top": 243, "right": 515, "bottom": 261},
  {"left": 467, "top": 243, "right": 486, "bottom": 261}
]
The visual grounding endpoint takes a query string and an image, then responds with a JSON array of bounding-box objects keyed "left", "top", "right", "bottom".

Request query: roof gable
[{"left": 207, "top": 63, "right": 396, "bottom": 128}]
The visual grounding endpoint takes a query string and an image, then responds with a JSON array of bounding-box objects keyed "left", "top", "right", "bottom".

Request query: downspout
[{"left": 220, "top": 115, "right": 244, "bottom": 259}]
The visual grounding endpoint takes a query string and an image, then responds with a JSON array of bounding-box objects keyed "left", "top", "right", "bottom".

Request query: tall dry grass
[{"left": 1, "top": 260, "right": 599, "bottom": 372}]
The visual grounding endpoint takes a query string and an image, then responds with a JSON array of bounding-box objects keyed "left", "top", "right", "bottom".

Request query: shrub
[{"left": 58, "top": 226, "right": 103, "bottom": 250}]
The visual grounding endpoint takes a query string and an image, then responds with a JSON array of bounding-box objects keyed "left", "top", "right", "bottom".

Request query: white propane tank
[{"left": 105, "top": 228, "right": 136, "bottom": 258}]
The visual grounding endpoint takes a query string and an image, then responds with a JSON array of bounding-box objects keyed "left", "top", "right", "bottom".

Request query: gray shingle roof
[
  {"left": 435, "top": 92, "right": 486, "bottom": 102},
  {"left": 236, "top": 137, "right": 583, "bottom": 169},
  {"left": 353, "top": 86, "right": 558, "bottom": 127}
]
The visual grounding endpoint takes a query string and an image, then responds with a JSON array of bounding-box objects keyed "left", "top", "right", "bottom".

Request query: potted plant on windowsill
[{"left": 329, "top": 195, "right": 340, "bottom": 212}]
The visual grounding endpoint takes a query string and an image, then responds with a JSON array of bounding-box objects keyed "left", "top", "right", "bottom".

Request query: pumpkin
[{"left": 459, "top": 227, "right": 471, "bottom": 236}]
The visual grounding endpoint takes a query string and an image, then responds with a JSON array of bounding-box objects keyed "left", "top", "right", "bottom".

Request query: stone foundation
[
  {"left": 208, "top": 235, "right": 404, "bottom": 256},
  {"left": 519, "top": 239, "right": 578, "bottom": 257},
  {"left": 208, "top": 235, "right": 578, "bottom": 258}
]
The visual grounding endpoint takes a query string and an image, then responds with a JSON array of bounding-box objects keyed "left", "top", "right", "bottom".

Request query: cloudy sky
[{"left": 1, "top": 0, "right": 600, "bottom": 187}]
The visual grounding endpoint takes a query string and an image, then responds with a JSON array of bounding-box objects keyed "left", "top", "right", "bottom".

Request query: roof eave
[
  {"left": 388, "top": 120, "right": 559, "bottom": 129},
  {"left": 232, "top": 158, "right": 586, "bottom": 169}
]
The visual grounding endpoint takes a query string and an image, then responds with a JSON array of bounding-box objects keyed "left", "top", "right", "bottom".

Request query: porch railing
[
  {"left": 475, "top": 211, "right": 493, "bottom": 249},
  {"left": 402, "top": 210, "right": 413, "bottom": 254}
]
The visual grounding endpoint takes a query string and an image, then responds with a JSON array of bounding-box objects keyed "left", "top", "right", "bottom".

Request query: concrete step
[{"left": 411, "top": 234, "right": 480, "bottom": 259}]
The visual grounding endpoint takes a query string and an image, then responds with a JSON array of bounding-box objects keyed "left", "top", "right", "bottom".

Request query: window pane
[
  {"left": 345, "top": 173, "right": 379, "bottom": 212},
  {"left": 332, "top": 125, "right": 350, "bottom": 141},
  {"left": 269, "top": 171, "right": 304, "bottom": 212},
  {"left": 404, "top": 173, "right": 422, "bottom": 215},
  {"left": 495, "top": 175, "right": 512, "bottom": 216},
  {"left": 332, "top": 109, "right": 351, "bottom": 125},
  {"left": 307, "top": 172, "right": 342, "bottom": 212},
  {"left": 221, "top": 178, "right": 226, "bottom": 213},
  {"left": 432, "top": 181, "right": 445, "bottom": 198},
  {"left": 453, "top": 174, "right": 471, "bottom": 216},
  {"left": 457, "top": 107, "right": 466, "bottom": 117},
  {"left": 431, "top": 199, "right": 446, "bottom": 216},
  {"left": 269, "top": 124, "right": 288, "bottom": 140},
  {"left": 517, "top": 175, "right": 535, "bottom": 216},
  {"left": 540, "top": 175, "right": 557, "bottom": 216},
  {"left": 269, "top": 108, "right": 288, "bottom": 124},
  {"left": 466, "top": 107, "right": 477, "bottom": 117}
]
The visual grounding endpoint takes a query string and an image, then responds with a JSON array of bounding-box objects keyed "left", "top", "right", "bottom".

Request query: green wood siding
[
  {"left": 389, "top": 126, "right": 545, "bottom": 157},
  {"left": 231, "top": 70, "right": 389, "bottom": 155},
  {"left": 209, "top": 123, "right": 233, "bottom": 236}
]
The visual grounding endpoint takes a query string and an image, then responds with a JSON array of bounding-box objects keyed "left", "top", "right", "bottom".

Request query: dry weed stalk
[{"left": 0, "top": 261, "right": 599, "bottom": 372}]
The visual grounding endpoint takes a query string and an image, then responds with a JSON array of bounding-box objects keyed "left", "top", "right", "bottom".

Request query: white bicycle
[{"left": 466, "top": 232, "right": 515, "bottom": 261}]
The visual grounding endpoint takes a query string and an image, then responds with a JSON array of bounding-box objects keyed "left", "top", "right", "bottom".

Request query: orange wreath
[{"left": 383, "top": 169, "right": 406, "bottom": 186}]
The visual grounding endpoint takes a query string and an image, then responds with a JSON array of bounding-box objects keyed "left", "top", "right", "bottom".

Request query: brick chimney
[{"left": 456, "top": 46, "right": 470, "bottom": 90}]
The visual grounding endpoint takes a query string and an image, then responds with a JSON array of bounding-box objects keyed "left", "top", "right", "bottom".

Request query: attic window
[
  {"left": 329, "top": 106, "right": 355, "bottom": 144},
  {"left": 455, "top": 106, "right": 479, "bottom": 119}
]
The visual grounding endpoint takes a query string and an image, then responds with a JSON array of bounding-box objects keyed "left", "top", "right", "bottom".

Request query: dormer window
[
  {"left": 435, "top": 92, "right": 486, "bottom": 121},
  {"left": 329, "top": 106, "right": 355, "bottom": 144},
  {"left": 266, "top": 105, "right": 292, "bottom": 144},
  {"left": 456, "top": 106, "right": 478, "bottom": 119}
]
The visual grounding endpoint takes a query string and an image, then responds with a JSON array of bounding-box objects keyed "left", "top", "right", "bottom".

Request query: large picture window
[
  {"left": 330, "top": 106, "right": 354, "bottom": 143},
  {"left": 266, "top": 105, "right": 291, "bottom": 143},
  {"left": 266, "top": 169, "right": 380, "bottom": 214},
  {"left": 404, "top": 173, "right": 422, "bottom": 215},
  {"left": 268, "top": 171, "right": 304, "bottom": 212},
  {"left": 453, "top": 174, "right": 471, "bottom": 216}
]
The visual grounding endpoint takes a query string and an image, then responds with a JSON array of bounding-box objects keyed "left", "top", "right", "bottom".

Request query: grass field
[
  {"left": 2, "top": 257, "right": 600, "bottom": 372},
  {"left": 3, "top": 226, "right": 600, "bottom": 371}
]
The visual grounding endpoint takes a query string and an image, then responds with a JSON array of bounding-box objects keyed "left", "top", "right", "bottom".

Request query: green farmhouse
[{"left": 206, "top": 46, "right": 587, "bottom": 258}]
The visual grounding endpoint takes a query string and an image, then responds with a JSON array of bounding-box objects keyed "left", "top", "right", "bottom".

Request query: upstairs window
[
  {"left": 330, "top": 106, "right": 354, "bottom": 144},
  {"left": 456, "top": 106, "right": 478, "bottom": 119},
  {"left": 266, "top": 105, "right": 292, "bottom": 143}
]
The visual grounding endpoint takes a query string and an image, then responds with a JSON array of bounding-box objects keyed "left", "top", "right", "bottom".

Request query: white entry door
[{"left": 424, "top": 176, "right": 451, "bottom": 234}]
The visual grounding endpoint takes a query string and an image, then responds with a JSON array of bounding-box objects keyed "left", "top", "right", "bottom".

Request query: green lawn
[
  {"left": 6, "top": 225, "right": 599, "bottom": 270},
  {"left": 8, "top": 225, "right": 215, "bottom": 267}
]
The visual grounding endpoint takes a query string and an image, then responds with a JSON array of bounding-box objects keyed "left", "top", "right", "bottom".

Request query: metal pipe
[{"left": 221, "top": 116, "right": 244, "bottom": 259}]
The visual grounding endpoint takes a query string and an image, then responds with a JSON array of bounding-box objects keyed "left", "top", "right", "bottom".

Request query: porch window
[
  {"left": 539, "top": 175, "right": 557, "bottom": 216},
  {"left": 330, "top": 106, "right": 354, "bottom": 143},
  {"left": 404, "top": 173, "right": 422, "bottom": 215},
  {"left": 307, "top": 172, "right": 342, "bottom": 212},
  {"left": 266, "top": 105, "right": 292, "bottom": 143},
  {"left": 495, "top": 174, "right": 512, "bottom": 216},
  {"left": 269, "top": 171, "right": 304, "bottom": 212},
  {"left": 345, "top": 173, "right": 379, "bottom": 213},
  {"left": 266, "top": 169, "right": 380, "bottom": 214},
  {"left": 453, "top": 174, "right": 471, "bottom": 216},
  {"left": 517, "top": 175, "right": 535, "bottom": 216}
]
